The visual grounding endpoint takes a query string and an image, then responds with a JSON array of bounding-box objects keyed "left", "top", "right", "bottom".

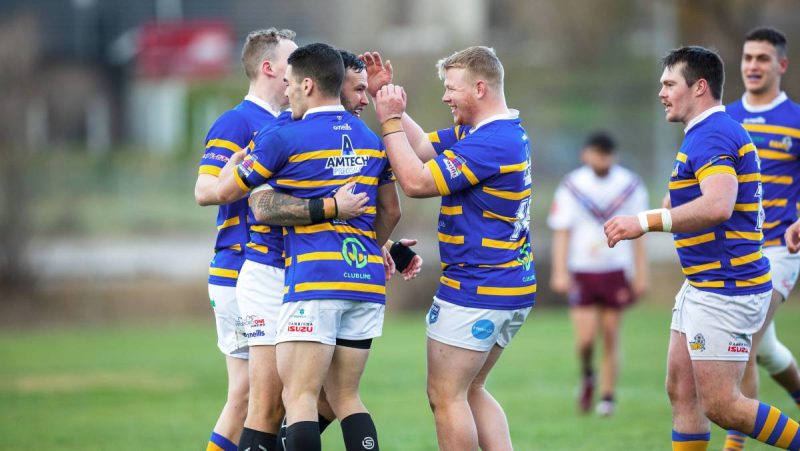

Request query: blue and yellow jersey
[
  {"left": 669, "top": 107, "right": 771, "bottom": 295},
  {"left": 235, "top": 106, "right": 391, "bottom": 304},
  {"left": 242, "top": 110, "right": 293, "bottom": 269},
  {"left": 726, "top": 93, "right": 800, "bottom": 247},
  {"left": 198, "top": 98, "right": 279, "bottom": 287},
  {"left": 426, "top": 112, "right": 536, "bottom": 310}
]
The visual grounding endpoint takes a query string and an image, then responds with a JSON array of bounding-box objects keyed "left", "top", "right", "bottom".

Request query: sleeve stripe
[
  {"left": 697, "top": 165, "right": 736, "bottom": 182},
  {"left": 669, "top": 179, "right": 698, "bottom": 190},
  {"left": 252, "top": 161, "right": 273, "bottom": 178},
  {"left": 206, "top": 139, "right": 243, "bottom": 152},
  {"left": 461, "top": 164, "right": 480, "bottom": 185},
  {"left": 426, "top": 160, "right": 451, "bottom": 196},
  {"left": 198, "top": 165, "right": 222, "bottom": 176},
  {"left": 737, "top": 143, "right": 757, "bottom": 156},
  {"left": 234, "top": 170, "right": 253, "bottom": 192},
  {"left": 427, "top": 131, "right": 441, "bottom": 143}
]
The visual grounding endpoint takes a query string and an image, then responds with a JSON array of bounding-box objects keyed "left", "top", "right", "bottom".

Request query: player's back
[{"left": 727, "top": 94, "right": 800, "bottom": 247}]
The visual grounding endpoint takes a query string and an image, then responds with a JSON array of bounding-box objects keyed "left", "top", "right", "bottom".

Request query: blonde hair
[
  {"left": 241, "top": 28, "right": 296, "bottom": 80},
  {"left": 436, "top": 46, "right": 504, "bottom": 89}
]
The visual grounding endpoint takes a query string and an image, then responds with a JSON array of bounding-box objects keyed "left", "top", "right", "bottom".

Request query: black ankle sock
[
  {"left": 237, "top": 427, "right": 278, "bottom": 451},
  {"left": 285, "top": 421, "right": 320, "bottom": 451},
  {"left": 340, "top": 412, "right": 379, "bottom": 451}
]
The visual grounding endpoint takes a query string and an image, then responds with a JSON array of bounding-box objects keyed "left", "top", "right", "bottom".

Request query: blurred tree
[{"left": 0, "top": 12, "right": 38, "bottom": 289}]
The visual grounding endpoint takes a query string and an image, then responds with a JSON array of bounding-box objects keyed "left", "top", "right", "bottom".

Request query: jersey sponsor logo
[
  {"left": 287, "top": 308, "right": 314, "bottom": 333},
  {"left": 443, "top": 153, "right": 467, "bottom": 179},
  {"left": 689, "top": 333, "right": 706, "bottom": 352},
  {"left": 342, "top": 237, "right": 368, "bottom": 269},
  {"left": 428, "top": 303, "right": 440, "bottom": 324},
  {"left": 727, "top": 340, "right": 749, "bottom": 354},
  {"left": 471, "top": 319, "right": 495, "bottom": 340},
  {"left": 769, "top": 136, "right": 792, "bottom": 151},
  {"left": 743, "top": 116, "right": 766, "bottom": 124},
  {"left": 202, "top": 151, "right": 230, "bottom": 163},
  {"left": 516, "top": 242, "right": 533, "bottom": 271},
  {"left": 333, "top": 123, "right": 352, "bottom": 131},
  {"left": 325, "top": 134, "right": 369, "bottom": 176}
]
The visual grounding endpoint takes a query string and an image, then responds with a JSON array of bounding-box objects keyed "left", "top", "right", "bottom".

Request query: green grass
[{"left": 1, "top": 303, "right": 799, "bottom": 450}]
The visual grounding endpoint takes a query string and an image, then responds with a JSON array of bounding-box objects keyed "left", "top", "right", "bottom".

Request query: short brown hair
[
  {"left": 436, "top": 46, "right": 504, "bottom": 89},
  {"left": 241, "top": 28, "right": 296, "bottom": 80}
]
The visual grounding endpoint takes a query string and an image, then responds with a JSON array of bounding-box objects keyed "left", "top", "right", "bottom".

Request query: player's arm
[
  {"left": 215, "top": 150, "right": 249, "bottom": 204},
  {"left": 360, "top": 51, "right": 436, "bottom": 162},
  {"left": 374, "top": 182, "right": 401, "bottom": 247},
  {"left": 604, "top": 173, "right": 737, "bottom": 247},
  {"left": 195, "top": 173, "right": 227, "bottom": 206},
  {"left": 375, "top": 84, "right": 440, "bottom": 198},
  {"left": 550, "top": 229, "right": 571, "bottom": 296},
  {"left": 786, "top": 219, "right": 800, "bottom": 254},
  {"left": 249, "top": 181, "right": 368, "bottom": 226}
]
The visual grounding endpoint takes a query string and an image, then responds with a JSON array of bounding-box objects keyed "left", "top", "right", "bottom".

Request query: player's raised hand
[
  {"left": 604, "top": 215, "right": 645, "bottom": 248},
  {"left": 359, "top": 51, "right": 393, "bottom": 98},
  {"left": 375, "top": 84, "right": 407, "bottom": 123},
  {"left": 786, "top": 219, "right": 800, "bottom": 253},
  {"left": 333, "top": 181, "right": 369, "bottom": 220}
]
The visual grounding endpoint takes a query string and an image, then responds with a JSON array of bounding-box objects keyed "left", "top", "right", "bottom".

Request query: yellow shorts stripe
[
  {"left": 294, "top": 281, "right": 385, "bottom": 295},
  {"left": 217, "top": 216, "right": 241, "bottom": 230},
  {"left": 756, "top": 406, "right": 783, "bottom": 442},
  {"left": 674, "top": 232, "right": 716, "bottom": 248},
  {"left": 762, "top": 175, "right": 793, "bottom": 184},
  {"left": 209, "top": 268, "right": 238, "bottom": 278},
  {"left": 763, "top": 198, "right": 787, "bottom": 208},
  {"left": 440, "top": 276, "right": 461, "bottom": 289},
  {"left": 438, "top": 232, "right": 465, "bottom": 244},
  {"left": 682, "top": 261, "right": 722, "bottom": 275},
  {"left": 735, "top": 272, "right": 772, "bottom": 288},
  {"left": 743, "top": 124, "right": 800, "bottom": 139},
  {"left": 730, "top": 250, "right": 763, "bottom": 267},
  {"left": 476, "top": 284, "right": 537, "bottom": 296},
  {"left": 725, "top": 231, "right": 763, "bottom": 241},
  {"left": 440, "top": 205, "right": 463, "bottom": 215},
  {"left": 481, "top": 237, "right": 526, "bottom": 250},
  {"left": 482, "top": 186, "right": 531, "bottom": 200},
  {"left": 199, "top": 165, "right": 222, "bottom": 176},
  {"left": 426, "top": 160, "right": 451, "bottom": 196},
  {"left": 206, "top": 139, "right": 242, "bottom": 152}
]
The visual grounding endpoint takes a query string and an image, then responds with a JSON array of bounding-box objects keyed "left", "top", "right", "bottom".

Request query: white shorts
[
  {"left": 235, "top": 260, "right": 284, "bottom": 346},
  {"left": 275, "top": 300, "right": 385, "bottom": 346},
  {"left": 670, "top": 281, "right": 771, "bottom": 361},
  {"left": 208, "top": 284, "right": 248, "bottom": 359},
  {"left": 426, "top": 297, "right": 531, "bottom": 352},
  {"left": 764, "top": 246, "right": 800, "bottom": 301}
]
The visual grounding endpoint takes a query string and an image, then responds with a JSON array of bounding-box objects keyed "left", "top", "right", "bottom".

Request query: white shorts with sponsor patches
[
  {"left": 670, "top": 281, "right": 770, "bottom": 361},
  {"left": 235, "top": 259, "right": 284, "bottom": 346},
  {"left": 763, "top": 246, "right": 800, "bottom": 301},
  {"left": 208, "top": 284, "right": 249, "bottom": 359},
  {"left": 426, "top": 297, "right": 531, "bottom": 352},
  {"left": 275, "top": 299, "right": 384, "bottom": 346}
]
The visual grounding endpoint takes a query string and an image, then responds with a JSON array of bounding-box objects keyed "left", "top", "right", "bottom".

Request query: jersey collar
[
  {"left": 470, "top": 109, "right": 520, "bottom": 133},
  {"left": 684, "top": 105, "right": 725, "bottom": 134},
  {"left": 740, "top": 91, "right": 787, "bottom": 113},
  {"left": 244, "top": 95, "right": 281, "bottom": 117},
  {"left": 302, "top": 104, "right": 346, "bottom": 119}
]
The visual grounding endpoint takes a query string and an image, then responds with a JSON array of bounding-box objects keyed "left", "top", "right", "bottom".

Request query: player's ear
[
  {"left": 475, "top": 80, "right": 487, "bottom": 99},
  {"left": 694, "top": 78, "right": 708, "bottom": 98},
  {"left": 261, "top": 59, "right": 273, "bottom": 77},
  {"left": 303, "top": 77, "right": 314, "bottom": 96}
]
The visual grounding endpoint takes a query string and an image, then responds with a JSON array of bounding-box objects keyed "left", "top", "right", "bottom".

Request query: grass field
[{"left": 1, "top": 302, "right": 799, "bottom": 450}]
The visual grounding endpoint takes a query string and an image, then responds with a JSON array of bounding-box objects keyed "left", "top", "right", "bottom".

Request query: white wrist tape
[{"left": 637, "top": 208, "right": 672, "bottom": 233}]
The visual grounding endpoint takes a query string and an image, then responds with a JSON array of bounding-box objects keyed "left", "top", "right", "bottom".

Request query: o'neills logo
[
  {"left": 287, "top": 321, "right": 314, "bottom": 333},
  {"left": 326, "top": 134, "right": 368, "bottom": 176}
]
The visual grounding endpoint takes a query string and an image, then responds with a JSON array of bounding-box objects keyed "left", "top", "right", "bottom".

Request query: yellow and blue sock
[
  {"left": 723, "top": 430, "right": 747, "bottom": 450},
  {"left": 207, "top": 432, "right": 237, "bottom": 451},
  {"left": 672, "top": 430, "right": 710, "bottom": 451},
  {"left": 750, "top": 402, "right": 800, "bottom": 450}
]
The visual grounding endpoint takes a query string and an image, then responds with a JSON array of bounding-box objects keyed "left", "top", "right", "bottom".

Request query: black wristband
[
  {"left": 389, "top": 241, "right": 417, "bottom": 272},
  {"left": 309, "top": 198, "right": 326, "bottom": 224},
  {"left": 333, "top": 197, "right": 339, "bottom": 219}
]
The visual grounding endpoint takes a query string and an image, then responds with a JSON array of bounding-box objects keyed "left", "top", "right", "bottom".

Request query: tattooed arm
[{"left": 249, "top": 181, "right": 369, "bottom": 226}]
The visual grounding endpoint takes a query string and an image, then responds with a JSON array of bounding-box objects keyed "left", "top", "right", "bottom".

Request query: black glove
[{"left": 389, "top": 241, "right": 417, "bottom": 273}]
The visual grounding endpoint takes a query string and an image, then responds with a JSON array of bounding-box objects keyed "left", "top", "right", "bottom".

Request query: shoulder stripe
[
  {"left": 206, "top": 139, "right": 243, "bottom": 152},
  {"left": 441, "top": 205, "right": 463, "bottom": 215},
  {"left": 438, "top": 232, "right": 465, "bottom": 244},
  {"left": 426, "top": 160, "right": 451, "bottom": 196},
  {"left": 199, "top": 165, "right": 222, "bottom": 176},
  {"left": 735, "top": 271, "right": 772, "bottom": 287},
  {"left": 762, "top": 175, "right": 793, "bottom": 184},
  {"left": 674, "top": 232, "right": 716, "bottom": 248},
  {"left": 476, "top": 284, "right": 537, "bottom": 296},
  {"left": 759, "top": 149, "right": 797, "bottom": 161},
  {"left": 730, "top": 250, "right": 764, "bottom": 267},
  {"left": 217, "top": 216, "right": 241, "bottom": 230},
  {"left": 743, "top": 124, "right": 800, "bottom": 139},
  {"left": 294, "top": 281, "right": 385, "bottom": 295},
  {"left": 725, "top": 231, "right": 763, "bottom": 241},
  {"left": 443, "top": 150, "right": 479, "bottom": 185},
  {"left": 209, "top": 267, "right": 238, "bottom": 278},
  {"left": 482, "top": 186, "right": 531, "bottom": 200},
  {"left": 682, "top": 261, "right": 722, "bottom": 275}
]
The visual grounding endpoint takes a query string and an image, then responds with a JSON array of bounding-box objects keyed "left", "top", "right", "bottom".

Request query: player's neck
[
  {"left": 683, "top": 98, "right": 721, "bottom": 126},
  {"left": 745, "top": 86, "right": 782, "bottom": 107},
  {"left": 247, "top": 82, "right": 283, "bottom": 114},
  {"left": 306, "top": 96, "right": 341, "bottom": 111},
  {"left": 470, "top": 100, "right": 510, "bottom": 127}
]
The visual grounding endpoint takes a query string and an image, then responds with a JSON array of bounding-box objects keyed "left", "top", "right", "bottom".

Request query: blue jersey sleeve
[
  {"left": 688, "top": 134, "right": 738, "bottom": 182},
  {"left": 199, "top": 110, "right": 253, "bottom": 176},
  {"left": 424, "top": 136, "right": 497, "bottom": 196},
  {"left": 234, "top": 128, "right": 288, "bottom": 191},
  {"left": 428, "top": 126, "right": 470, "bottom": 155}
]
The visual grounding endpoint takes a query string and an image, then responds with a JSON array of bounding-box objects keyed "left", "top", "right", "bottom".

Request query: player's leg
[
  {"left": 324, "top": 344, "right": 376, "bottom": 451},
  {"left": 569, "top": 304, "right": 598, "bottom": 413},
  {"left": 427, "top": 338, "right": 489, "bottom": 451},
  {"left": 468, "top": 344, "right": 511, "bottom": 451},
  {"left": 207, "top": 283, "right": 249, "bottom": 451},
  {"left": 598, "top": 306, "right": 621, "bottom": 416}
]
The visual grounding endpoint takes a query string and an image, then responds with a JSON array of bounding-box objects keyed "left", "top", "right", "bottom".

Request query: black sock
[
  {"left": 285, "top": 421, "right": 320, "bottom": 451},
  {"left": 602, "top": 393, "right": 614, "bottom": 403},
  {"left": 318, "top": 414, "right": 334, "bottom": 434},
  {"left": 276, "top": 418, "right": 288, "bottom": 451},
  {"left": 237, "top": 427, "right": 278, "bottom": 451},
  {"left": 340, "top": 413, "right": 379, "bottom": 451}
]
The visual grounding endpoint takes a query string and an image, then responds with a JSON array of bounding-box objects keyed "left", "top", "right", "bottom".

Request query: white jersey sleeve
[{"left": 548, "top": 180, "right": 576, "bottom": 231}]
